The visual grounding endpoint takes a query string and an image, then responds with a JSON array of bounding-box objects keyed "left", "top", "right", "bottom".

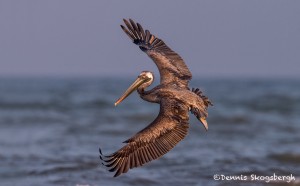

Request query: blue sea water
[{"left": 0, "top": 77, "right": 299, "bottom": 186}]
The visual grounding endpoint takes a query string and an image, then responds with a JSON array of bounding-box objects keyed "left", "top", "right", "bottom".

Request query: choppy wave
[{"left": 0, "top": 77, "right": 299, "bottom": 186}]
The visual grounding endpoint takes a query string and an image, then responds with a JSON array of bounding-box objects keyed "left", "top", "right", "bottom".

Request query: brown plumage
[
  {"left": 100, "top": 19, "right": 212, "bottom": 177},
  {"left": 121, "top": 19, "right": 192, "bottom": 87}
]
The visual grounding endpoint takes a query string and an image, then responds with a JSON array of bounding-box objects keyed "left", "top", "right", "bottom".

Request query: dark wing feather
[
  {"left": 121, "top": 19, "right": 192, "bottom": 87},
  {"left": 100, "top": 98, "right": 190, "bottom": 177}
]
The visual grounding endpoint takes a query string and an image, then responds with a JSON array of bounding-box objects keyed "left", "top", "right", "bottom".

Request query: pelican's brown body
[{"left": 100, "top": 19, "right": 213, "bottom": 177}]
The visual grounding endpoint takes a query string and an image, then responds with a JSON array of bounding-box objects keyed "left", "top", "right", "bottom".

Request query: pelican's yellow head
[{"left": 115, "top": 71, "right": 154, "bottom": 106}]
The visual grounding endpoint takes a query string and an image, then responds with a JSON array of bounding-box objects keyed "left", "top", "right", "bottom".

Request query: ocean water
[{"left": 0, "top": 77, "right": 299, "bottom": 186}]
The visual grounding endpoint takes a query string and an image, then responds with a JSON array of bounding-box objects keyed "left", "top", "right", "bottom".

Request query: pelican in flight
[{"left": 100, "top": 19, "right": 213, "bottom": 177}]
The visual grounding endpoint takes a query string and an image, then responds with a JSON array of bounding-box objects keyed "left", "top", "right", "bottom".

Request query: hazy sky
[{"left": 0, "top": 1, "right": 299, "bottom": 78}]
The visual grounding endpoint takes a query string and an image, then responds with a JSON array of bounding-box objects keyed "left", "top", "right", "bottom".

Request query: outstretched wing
[
  {"left": 100, "top": 98, "right": 190, "bottom": 177},
  {"left": 121, "top": 19, "right": 192, "bottom": 87}
]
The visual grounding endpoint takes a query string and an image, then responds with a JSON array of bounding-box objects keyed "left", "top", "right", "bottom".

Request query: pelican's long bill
[{"left": 114, "top": 76, "right": 148, "bottom": 106}]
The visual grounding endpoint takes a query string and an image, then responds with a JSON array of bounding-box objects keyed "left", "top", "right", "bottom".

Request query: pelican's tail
[{"left": 192, "top": 88, "right": 213, "bottom": 107}]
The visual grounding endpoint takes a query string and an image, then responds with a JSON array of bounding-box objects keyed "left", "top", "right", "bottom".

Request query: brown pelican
[{"left": 99, "top": 19, "right": 213, "bottom": 177}]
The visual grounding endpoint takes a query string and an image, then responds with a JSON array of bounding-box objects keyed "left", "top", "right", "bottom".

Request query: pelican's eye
[{"left": 139, "top": 74, "right": 149, "bottom": 80}]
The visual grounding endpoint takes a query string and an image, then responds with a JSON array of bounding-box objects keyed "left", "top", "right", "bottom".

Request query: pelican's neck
[{"left": 137, "top": 80, "right": 159, "bottom": 103}]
